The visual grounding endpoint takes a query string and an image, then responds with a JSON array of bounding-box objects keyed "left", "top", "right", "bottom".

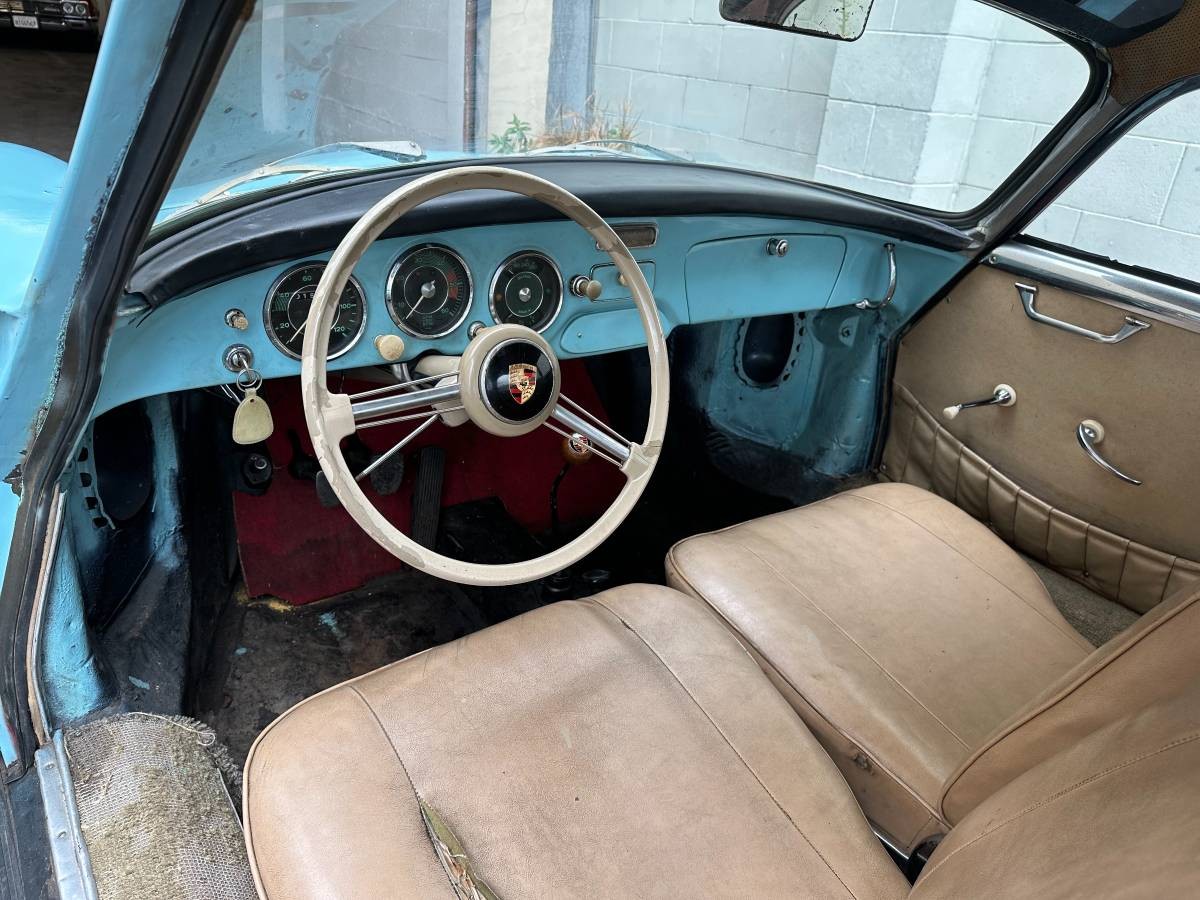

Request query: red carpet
[{"left": 232, "top": 361, "right": 624, "bottom": 604}]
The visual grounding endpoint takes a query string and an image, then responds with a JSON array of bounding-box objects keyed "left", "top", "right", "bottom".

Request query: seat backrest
[
  {"left": 938, "top": 584, "right": 1200, "bottom": 822},
  {"left": 909, "top": 675, "right": 1200, "bottom": 899}
]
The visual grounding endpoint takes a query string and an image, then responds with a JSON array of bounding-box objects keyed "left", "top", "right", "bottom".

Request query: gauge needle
[{"left": 288, "top": 320, "right": 308, "bottom": 344}]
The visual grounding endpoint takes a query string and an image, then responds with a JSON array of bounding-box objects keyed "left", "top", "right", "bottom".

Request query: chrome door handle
[
  {"left": 1077, "top": 419, "right": 1142, "bottom": 485},
  {"left": 856, "top": 243, "right": 896, "bottom": 310},
  {"left": 1017, "top": 283, "right": 1150, "bottom": 344}
]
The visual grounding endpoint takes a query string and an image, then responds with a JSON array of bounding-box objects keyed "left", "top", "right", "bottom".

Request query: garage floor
[{"left": 0, "top": 31, "right": 98, "bottom": 159}]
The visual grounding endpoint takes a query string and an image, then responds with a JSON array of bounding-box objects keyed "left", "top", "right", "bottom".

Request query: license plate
[{"left": 12, "top": 14, "right": 38, "bottom": 28}]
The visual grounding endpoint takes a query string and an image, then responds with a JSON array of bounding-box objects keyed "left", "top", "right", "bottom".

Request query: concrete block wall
[
  {"left": 590, "top": 0, "right": 1200, "bottom": 283},
  {"left": 802, "top": 0, "right": 1089, "bottom": 209},
  {"left": 592, "top": 0, "right": 834, "bottom": 179},
  {"left": 314, "top": 0, "right": 467, "bottom": 152},
  {"left": 177, "top": 0, "right": 467, "bottom": 188},
  {"left": 1031, "top": 91, "right": 1200, "bottom": 283}
]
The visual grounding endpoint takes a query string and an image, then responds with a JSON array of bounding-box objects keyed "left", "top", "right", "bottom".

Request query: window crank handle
[{"left": 942, "top": 384, "right": 1016, "bottom": 420}]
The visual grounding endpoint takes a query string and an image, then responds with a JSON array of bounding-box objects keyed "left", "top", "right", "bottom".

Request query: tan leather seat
[
  {"left": 667, "top": 482, "right": 1188, "bottom": 852},
  {"left": 242, "top": 582, "right": 1200, "bottom": 898},
  {"left": 243, "top": 585, "right": 908, "bottom": 899}
]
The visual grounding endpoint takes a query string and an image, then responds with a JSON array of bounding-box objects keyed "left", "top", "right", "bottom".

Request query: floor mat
[
  {"left": 232, "top": 362, "right": 623, "bottom": 605},
  {"left": 1025, "top": 556, "right": 1140, "bottom": 646},
  {"left": 65, "top": 713, "right": 254, "bottom": 900},
  {"left": 197, "top": 569, "right": 488, "bottom": 766}
]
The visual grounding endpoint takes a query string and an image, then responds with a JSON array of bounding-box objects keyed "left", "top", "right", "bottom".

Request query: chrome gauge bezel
[
  {"left": 263, "top": 262, "right": 367, "bottom": 361},
  {"left": 385, "top": 243, "right": 474, "bottom": 339},
  {"left": 488, "top": 250, "right": 564, "bottom": 334}
]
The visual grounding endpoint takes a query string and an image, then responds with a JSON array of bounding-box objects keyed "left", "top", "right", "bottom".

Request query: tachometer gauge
[
  {"left": 489, "top": 251, "right": 563, "bottom": 332},
  {"left": 385, "top": 244, "right": 473, "bottom": 338},
  {"left": 264, "top": 262, "right": 366, "bottom": 360}
]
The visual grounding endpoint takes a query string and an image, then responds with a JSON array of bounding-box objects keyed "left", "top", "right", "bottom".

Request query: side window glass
[{"left": 1025, "top": 90, "right": 1200, "bottom": 285}]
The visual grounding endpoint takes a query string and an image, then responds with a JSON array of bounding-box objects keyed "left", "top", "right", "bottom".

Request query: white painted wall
[{"left": 487, "top": 0, "right": 557, "bottom": 138}]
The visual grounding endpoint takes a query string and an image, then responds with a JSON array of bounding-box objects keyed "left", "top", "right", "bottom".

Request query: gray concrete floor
[{"left": 0, "top": 32, "right": 98, "bottom": 160}]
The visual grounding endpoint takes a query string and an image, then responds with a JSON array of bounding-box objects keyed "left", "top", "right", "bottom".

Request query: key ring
[{"left": 236, "top": 367, "right": 262, "bottom": 392}]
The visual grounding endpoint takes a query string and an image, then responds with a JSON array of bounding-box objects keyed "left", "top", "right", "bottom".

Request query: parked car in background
[{"left": 0, "top": 0, "right": 98, "bottom": 34}]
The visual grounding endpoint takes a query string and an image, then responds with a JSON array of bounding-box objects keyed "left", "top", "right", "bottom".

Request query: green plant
[
  {"left": 537, "top": 97, "right": 640, "bottom": 148},
  {"left": 488, "top": 114, "right": 533, "bottom": 154},
  {"left": 486, "top": 99, "right": 641, "bottom": 156}
]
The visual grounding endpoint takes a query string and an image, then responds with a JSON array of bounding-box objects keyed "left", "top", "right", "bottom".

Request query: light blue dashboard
[{"left": 95, "top": 214, "right": 964, "bottom": 416}]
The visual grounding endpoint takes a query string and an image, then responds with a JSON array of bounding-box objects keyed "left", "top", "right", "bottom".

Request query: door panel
[{"left": 882, "top": 246, "right": 1200, "bottom": 611}]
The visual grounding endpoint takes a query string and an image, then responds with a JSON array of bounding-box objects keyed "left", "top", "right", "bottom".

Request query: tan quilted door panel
[
  {"left": 884, "top": 262, "right": 1200, "bottom": 604},
  {"left": 882, "top": 386, "right": 1200, "bottom": 612}
]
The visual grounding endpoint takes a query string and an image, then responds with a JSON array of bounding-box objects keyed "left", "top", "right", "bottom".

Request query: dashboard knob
[
  {"left": 766, "top": 237, "right": 789, "bottom": 257},
  {"left": 374, "top": 333, "right": 406, "bottom": 362},
  {"left": 570, "top": 275, "right": 603, "bottom": 301}
]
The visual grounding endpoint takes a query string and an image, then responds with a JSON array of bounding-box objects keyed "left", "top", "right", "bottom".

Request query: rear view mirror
[{"left": 719, "top": 0, "right": 875, "bottom": 42}]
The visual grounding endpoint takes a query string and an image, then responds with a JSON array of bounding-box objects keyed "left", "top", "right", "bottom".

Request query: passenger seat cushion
[
  {"left": 243, "top": 584, "right": 907, "bottom": 900},
  {"left": 667, "top": 483, "right": 1091, "bottom": 851},
  {"left": 912, "top": 677, "right": 1200, "bottom": 900},
  {"left": 939, "top": 582, "right": 1200, "bottom": 822}
]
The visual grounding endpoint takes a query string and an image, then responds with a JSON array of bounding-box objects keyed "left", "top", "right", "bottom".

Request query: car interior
[{"left": 12, "top": 0, "right": 1200, "bottom": 897}]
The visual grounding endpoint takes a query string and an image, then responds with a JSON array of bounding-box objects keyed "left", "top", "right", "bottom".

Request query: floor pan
[{"left": 196, "top": 568, "right": 489, "bottom": 766}]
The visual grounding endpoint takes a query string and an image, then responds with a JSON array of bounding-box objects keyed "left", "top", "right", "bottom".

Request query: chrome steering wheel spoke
[
  {"left": 349, "top": 372, "right": 462, "bottom": 430},
  {"left": 546, "top": 393, "right": 634, "bottom": 468}
]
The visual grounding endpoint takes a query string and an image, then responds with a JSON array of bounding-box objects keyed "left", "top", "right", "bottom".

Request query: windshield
[{"left": 164, "top": 0, "right": 1090, "bottom": 225}]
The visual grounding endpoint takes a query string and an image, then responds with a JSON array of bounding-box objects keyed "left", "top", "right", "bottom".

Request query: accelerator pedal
[{"left": 411, "top": 446, "right": 445, "bottom": 548}]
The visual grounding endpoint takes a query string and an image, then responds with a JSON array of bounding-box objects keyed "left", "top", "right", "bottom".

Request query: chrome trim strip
[
  {"left": 600, "top": 222, "right": 658, "bottom": 250},
  {"left": 36, "top": 731, "right": 100, "bottom": 900},
  {"left": 25, "top": 490, "right": 64, "bottom": 747},
  {"left": 872, "top": 826, "right": 910, "bottom": 863},
  {"left": 987, "top": 243, "right": 1200, "bottom": 335}
]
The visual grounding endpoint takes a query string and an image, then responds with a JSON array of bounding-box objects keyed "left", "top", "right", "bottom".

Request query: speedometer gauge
[
  {"left": 385, "top": 244, "right": 473, "bottom": 338},
  {"left": 489, "top": 251, "right": 563, "bottom": 332},
  {"left": 264, "top": 262, "right": 366, "bottom": 360}
]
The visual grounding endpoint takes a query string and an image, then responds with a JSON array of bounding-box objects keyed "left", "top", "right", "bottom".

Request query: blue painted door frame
[{"left": 0, "top": 0, "right": 245, "bottom": 781}]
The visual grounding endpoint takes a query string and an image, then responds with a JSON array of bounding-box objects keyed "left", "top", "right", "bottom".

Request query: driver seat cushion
[
  {"left": 665, "top": 482, "right": 1093, "bottom": 853},
  {"left": 242, "top": 584, "right": 908, "bottom": 900}
]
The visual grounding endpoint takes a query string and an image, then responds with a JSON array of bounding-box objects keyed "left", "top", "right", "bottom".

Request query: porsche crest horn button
[{"left": 509, "top": 363, "right": 538, "bottom": 405}]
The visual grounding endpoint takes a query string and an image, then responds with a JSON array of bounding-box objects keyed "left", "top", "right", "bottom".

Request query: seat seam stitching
[
  {"left": 937, "top": 587, "right": 1200, "bottom": 816},
  {"left": 920, "top": 732, "right": 1200, "bottom": 887},
  {"left": 346, "top": 686, "right": 452, "bottom": 891},
  {"left": 844, "top": 492, "right": 1088, "bottom": 649},
  {"left": 737, "top": 541, "right": 973, "bottom": 751},
  {"left": 901, "top": 389, "right": 919, "bottom": 482},
  {"left": 679, "top": 576, "right": 948, "bottom": 833},
  {"left": 590, "top": 596, "right": 861, "bottom": 900},
  {"left": 1161, "top": 556, "right": 1177, "bottom": 606}
]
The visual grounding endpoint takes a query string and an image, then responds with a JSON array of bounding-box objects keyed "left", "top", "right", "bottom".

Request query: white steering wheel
[{"left": 301, "top": 167, "right": 669, "bottom": 586}]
